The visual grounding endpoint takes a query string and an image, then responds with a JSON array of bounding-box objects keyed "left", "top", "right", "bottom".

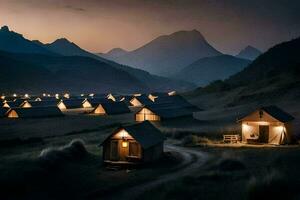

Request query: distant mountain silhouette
[
  {"left": 110, "top": 30, "right": 222, "bottom": 76},
  {"left": 0, "top": 26, "right": 54, "bottom": 55},
  {"left": 236, "top": 45, "right": 262, "bottom": 60},
  {"left": 0, "top": 50, "right": 147, "bottom": 93},
  {"left": 99, "top": 48, "right": 128, "bottom": 59},
  {"left": 34, "top": 36, "right": 193, "bottom": 91},
  {"left": 189, "top": 37, "right": 300, "bottom": 107},
  {"left": 175, "top": 55, "right": 250, "bottom": 86}
]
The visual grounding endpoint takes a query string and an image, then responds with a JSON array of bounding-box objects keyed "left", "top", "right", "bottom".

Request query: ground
[{"left": 1, "top": 106, "right": 300, "bottom": 200}]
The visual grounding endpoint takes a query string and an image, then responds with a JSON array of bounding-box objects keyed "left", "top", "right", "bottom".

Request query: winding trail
[{"left": 108, "top": 144, "right": 210, "bottom": 200}]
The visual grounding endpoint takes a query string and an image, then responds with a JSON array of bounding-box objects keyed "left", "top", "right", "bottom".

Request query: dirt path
[{"left": 108, "top": 144, "right": 210, "bottom": 200}]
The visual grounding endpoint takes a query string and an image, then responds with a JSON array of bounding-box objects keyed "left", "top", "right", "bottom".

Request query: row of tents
[{"left": 0, "top": 92, "right": 201, "bottom": 120}]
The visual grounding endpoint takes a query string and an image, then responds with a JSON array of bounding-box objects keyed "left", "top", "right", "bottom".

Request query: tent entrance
[{"left": 259, "top": 125, "right": 269, "bottom": 143}]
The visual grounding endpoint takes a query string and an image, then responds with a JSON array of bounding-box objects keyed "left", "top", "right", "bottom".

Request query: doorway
[{"left": 259, "top": 125, "right": 269, "bottom": 143}]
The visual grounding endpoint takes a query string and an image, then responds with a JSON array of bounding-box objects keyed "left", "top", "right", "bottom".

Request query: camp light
[
  {"left": 122, "top": 139, "right": 128, "bottom": 148},
  {"left": 13, "top": 94, "right": 17, "bottom": 97}
]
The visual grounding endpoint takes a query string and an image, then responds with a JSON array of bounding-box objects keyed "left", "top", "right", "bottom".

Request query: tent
[
  {"left": 6, "top": 106, "right": 64, "bottom": 118},
  {"left": 91, "top": 102, "right": 130, "bottom": 115},
  {"left": 238, "top": 105, "right": 295, "bottom": 145}
]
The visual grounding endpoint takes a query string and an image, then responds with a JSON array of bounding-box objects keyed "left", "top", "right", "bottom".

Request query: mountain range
[
  {"left": 0, "top": 26, "right": 194, "bottom": 93},
  {"left": 187, "top": 36, "right": 300, "bottom": 109},
  {"left": 174, "top": 55, "right": 251, "bottom": 86},
  {"left": 104, "top": 30, "right": 222, "bottom": 76}
]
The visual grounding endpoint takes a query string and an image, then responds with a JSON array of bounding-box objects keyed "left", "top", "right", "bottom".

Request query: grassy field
[{"left": 137, "top": 146, "right": 300, "bottom": 200}]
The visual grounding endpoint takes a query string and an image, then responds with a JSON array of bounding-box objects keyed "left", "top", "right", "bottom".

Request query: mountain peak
[
  {"left": 237, "top": 45, "right": 262, "bottom": 60},
  {"left": 53, "top": 38, "right": 72, "bottom": 44},
  {"left": 0, "top": 25, "right": 10, "bottom": 32}
]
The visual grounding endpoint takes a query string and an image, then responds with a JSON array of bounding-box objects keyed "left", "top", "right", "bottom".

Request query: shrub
[
  {"left": 181, "top": 135, "right": 198, "bottom": 146},
  {"left": 247, "top": 170, "right": 293, "bottom": 200},
  {"left": 38, "top": 139, "right": 87, "bottom": 167}
]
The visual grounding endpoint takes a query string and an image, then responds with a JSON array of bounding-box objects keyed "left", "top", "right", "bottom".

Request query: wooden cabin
[
  {"left": 238, "top": 106, "right": 295, "bottom": 145},
  {"left": 130, "top": 95, "right": 153, "bottom": 107},
  {"left": 20, "top": 100, "right": 59, "bottom": 108},
  {"left": 91, "top": 102, "right": 130, "bottom": 115},
  {"left": 135, "top": 104, "right": 194, "bottom": 122},
  {"left": 6, "top": 106, "right": 64, "bottom": 118},
  {"left": 101, "top": 121, "right": 164, "bottom": 164}
]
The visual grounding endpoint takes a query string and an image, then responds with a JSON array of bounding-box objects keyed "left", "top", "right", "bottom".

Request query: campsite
[{"left": 1, "top": 1, "right": 300, "bottom": 199}]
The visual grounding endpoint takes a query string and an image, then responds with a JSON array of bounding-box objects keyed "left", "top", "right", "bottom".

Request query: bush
[
  {"left": 181, "top": 135, "right": 198, "bottom": 146},
  {"left": 247, "top": 170, "right": 293, "bottom": 200},
  {"left": 38, "top": 139, "right": 87, "bottom": 167}
]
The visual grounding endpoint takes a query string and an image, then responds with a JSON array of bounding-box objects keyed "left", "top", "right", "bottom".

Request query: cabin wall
[
  {"left": 57, "top": 102, "right": 66, "bottom": 110},
  {"left": 242, "top": 121, "right": 292, "bottom": 144},
  {"left": 135, "top": 108, "right": 160, "bottom": 122},
  {"left": 22, "top": 102, "right": 32, "bottom": 108},
  {"left": 82, "top": 101, "right": 92, "bottom": 108},
  {"left": 142, "top": 143, "right": 163, "bottom": 162}
]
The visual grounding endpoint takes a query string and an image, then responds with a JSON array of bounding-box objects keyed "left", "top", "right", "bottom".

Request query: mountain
[
  {"left": 0, "top": 26, "right": 54, "bottom": 55},
  {"left": 187, "top": 37, "right": 300, "bottom": 109},
  {"left": 39, "top": 39, "right": 194, "bottom": 92},
  {"left": 0, "top": 26, "right": 194, "bottom": 92},
  {"left": 174, "top": 55, "right": 251, "bottom": 86},
  {"left": 110, "top": 30, "right": 222, "bottom": 76},
  {"left": 99, "top": 48, "right": 128, "bottom": 59},
  {"left": 236, "top": 45, "right": 262, "bottom": 60},
  {"left": 0, "top": 50, "right": 147, "bottom": 93}
]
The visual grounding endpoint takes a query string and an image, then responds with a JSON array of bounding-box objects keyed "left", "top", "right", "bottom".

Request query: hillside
[
  {"left": 0, "top": 51, "right": 148, "bottom": 93},
  {"left": 111, "top": 30, "right": 222, "bottom": 76},
  {"left": 186, "top": 37, "right": 300, "bottom": 111},
  {"left": 175, "top": 55, "right": 250, "bottom": 86},
  {"left": 0, "top": 26, "right": 54, "bottom": 55},
  {"left": 236, "top": 45, "right": 262, "bottom": 60},
  {"left": 98, "top": 48, "right": 128, "bottom": 59}
]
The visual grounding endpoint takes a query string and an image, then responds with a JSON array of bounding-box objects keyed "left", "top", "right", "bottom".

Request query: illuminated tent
[
  {"left": 6, "top": 106, "right": 64, "bottom": 118},
  {"left": 91, "top": 102, "right": 130, "bottom": 115},
  {"left": 135, "top": 103, "right": 195, "bottom": 122},
  {"left": 82, "top": 98, "right": 112, "bottom": 108},
  {"left": 57, "top": 99, "right": 85, "bottom": 110},
  {"left": 101, "top": 121, "right": 164, "bottom": 163},
  {"left": 130, "top": 95, "right": 153, "bottom": 107},
  {"left": 238, "top": 105, "right": 295, "bottom": 145},
  {"left": 2, "top": 100, "right": 23, "bottom": 108}
]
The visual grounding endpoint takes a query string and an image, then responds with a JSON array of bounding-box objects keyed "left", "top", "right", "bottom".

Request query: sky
[{"left": 0, "top": 0, "right": 299, "bottom": 54}]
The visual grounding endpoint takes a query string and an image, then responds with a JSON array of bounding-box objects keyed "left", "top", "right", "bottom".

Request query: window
[{"left": 129, "top": 142, "right": 139, "bottom": 157}]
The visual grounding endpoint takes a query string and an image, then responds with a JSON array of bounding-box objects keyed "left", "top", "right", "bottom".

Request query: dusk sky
[{"left": 0, "top": 0, "right": 299, "bottom": 54}]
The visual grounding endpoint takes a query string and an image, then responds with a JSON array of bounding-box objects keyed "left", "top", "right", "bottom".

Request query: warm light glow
[
  {"left": 43, "top": 93, "right": 46, "bottom": 97},
  {"left": 24, "top": 94, "right": 29, "bottom": 98},
  {"left": 1, "top": 95, "right": 5, "bottom": 100},
  {"left": 64, "top": 93, "right": 70, "bottom": 99},
  {"left": 81, "top": 94, "right": 84, "bottom": 97},
  {"left": 122, "top": 141, "right": 128, "bottom": 148},
  {"left": 89, "top": 93, "right": 94, "bottom": 97},
  {"left": 13, "top": 94, "right": 17, "bottom": 97}
]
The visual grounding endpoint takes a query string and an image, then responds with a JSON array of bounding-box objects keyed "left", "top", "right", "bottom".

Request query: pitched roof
[
  {"left": 261, "top": 105, "right": 295, "bottom": 123},
  {"left": 142, "top": 104, "right": 194, "bottom": 119},
  {"left": 22, "top": 100, "right": 59, "bottom": 107},
  {"left": 84, "top": 98, "right": 112, "bottom": 107},
  {"left": 131, "top": 95, "right": 153, "bottom": 106},
  {"left": 8, "top": 106, "right": 64, "bottom": 118},
  {"left": 60, "top": 98, "right": 85, "bottom": 108},
  {"left": 93, "top": 101, "right": 130, "bottom": 115},
  {"left": 103, "top": 121, "right": 164, "bottom": 149}
]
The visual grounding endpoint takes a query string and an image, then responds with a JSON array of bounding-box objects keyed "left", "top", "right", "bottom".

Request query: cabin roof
[
  {"left": 142, "top": 104, "right": 194, "bottom": 119},
  {"left": 102, "top": 121, "right": 164, "bottom": 149},
  {"left": 238, "top": 105, "right": 295, "bottom": 123},
  {"left": 132, "top": 95, "right": 153, "bottom": 105},
  {"left": 60, "top": 99, "right": 85, "bottom": 108},
  {"left": 8, "top": 106, "right": 63, "bottom": 118},
  {"left": 260, "top": 106, "right": 295, "bottom": 123},
  {"left": 93, "top": 101, "right": 130, "bottom": 114},
  {"left": 85, "top": 98, "right": 112, "bottom": 106},
  {"left": 22, "top": 100, "right": 59, "bottom": 107}
]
